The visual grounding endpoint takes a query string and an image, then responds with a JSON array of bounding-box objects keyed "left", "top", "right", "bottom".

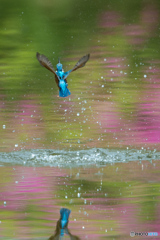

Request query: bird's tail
[
  {"left": 59, "top": 87, "right": 71, "bottom": 97},
  {"left": 60, "top": 208, "right": 71, "bottom": 229}
]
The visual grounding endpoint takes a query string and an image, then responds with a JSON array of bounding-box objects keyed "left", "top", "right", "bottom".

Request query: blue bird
[
  {"left": 60, "top": 208, "right": 71, "bottom": 231},
  {"left": 36, "top": 52, "right": 90, "bottom": 97},
  {"left": 48, "top": 208, "right": 80, "bottom": 240}
]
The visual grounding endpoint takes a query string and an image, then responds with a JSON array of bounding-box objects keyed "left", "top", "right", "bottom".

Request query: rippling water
[
  {"left": 1, "top": 0, "right": 160, "bottom": 239},
  {"left": 1, "top": 159, "right": 160, "bottom": 240}
]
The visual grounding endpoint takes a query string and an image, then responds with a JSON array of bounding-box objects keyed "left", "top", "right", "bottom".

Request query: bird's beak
[{"left": 58, "top": 57, "right": 60, "bottom": 63}]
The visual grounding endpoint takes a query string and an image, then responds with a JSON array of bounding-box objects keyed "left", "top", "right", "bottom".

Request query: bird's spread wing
[
  {"left": 63, "top": 54, "right": 90, "bottom": 79},
  {"left": 36, "top": 52, "right": 59, "bottom": 88},
  {"left": 67, "top": 229, "right": 81, "bottom": 240},
  {"left": 72, "top": 54, "right": 90, "bottom": 72}
]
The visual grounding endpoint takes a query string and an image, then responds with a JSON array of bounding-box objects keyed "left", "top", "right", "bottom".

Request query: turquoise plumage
[
  {"left": 48, "top": 208, "right": 80, "bottom": 240},
  {"left": 36, "top": 52, "right": 90, "bottom": 97}
]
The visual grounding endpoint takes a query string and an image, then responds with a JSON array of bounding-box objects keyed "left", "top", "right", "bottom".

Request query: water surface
[{"left": 1, "top": 160, "right": 160, "bottom": 239}]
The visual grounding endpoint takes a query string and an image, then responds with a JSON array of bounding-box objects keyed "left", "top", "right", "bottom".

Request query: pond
[{"left": 0, "top": 0, "right": 160, "bottom": 239}]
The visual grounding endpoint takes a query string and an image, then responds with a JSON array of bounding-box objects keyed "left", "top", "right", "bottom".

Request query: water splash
[{"left": 0, "top": 148, "right": 159, "bottom": 167}]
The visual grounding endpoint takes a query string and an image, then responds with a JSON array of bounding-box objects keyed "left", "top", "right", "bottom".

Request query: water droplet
[{"left": 77, "top": 193, "right": 81, "bottom": 197}]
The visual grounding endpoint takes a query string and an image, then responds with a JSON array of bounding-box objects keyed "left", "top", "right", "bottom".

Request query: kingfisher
[
  {"left": 48, "top": 208, "right": 80, "bottom": 240},
  {"left": 59, "top": 207, "right": 71, "bottom": 231},
  {"left": 36, "top": 52, "right": 90, "bottom": 97}
]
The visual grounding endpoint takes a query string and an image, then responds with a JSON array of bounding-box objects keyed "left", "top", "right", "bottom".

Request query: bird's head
[
  {"left": 56, "top": 63, "right": 63, "bottom": 71},
  {"left": 57, "top": 58, "right": 63, "bottom": 71}
]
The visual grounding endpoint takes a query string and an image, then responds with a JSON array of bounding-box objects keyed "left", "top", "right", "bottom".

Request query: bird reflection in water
[{"left": 48, "top": 208, "right": 80, "bottom": 240}]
